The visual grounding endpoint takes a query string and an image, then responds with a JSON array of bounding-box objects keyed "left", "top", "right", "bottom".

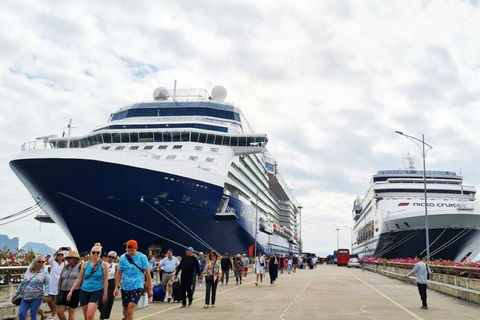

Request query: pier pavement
[{"left": 83, "top": 265, "right": 478, "bottom": 320}]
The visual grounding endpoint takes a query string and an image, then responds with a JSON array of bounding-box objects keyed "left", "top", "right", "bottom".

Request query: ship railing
[{"left": 21, "top": 140, "right": 53, "bottom": 151}]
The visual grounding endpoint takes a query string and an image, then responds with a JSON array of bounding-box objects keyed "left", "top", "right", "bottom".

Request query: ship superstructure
[
  {"left": 352, "top": 156, "right": 480, "bottom": 261},
  {"left": 10, "top": 86, "right": 301, "bottom": 255}
]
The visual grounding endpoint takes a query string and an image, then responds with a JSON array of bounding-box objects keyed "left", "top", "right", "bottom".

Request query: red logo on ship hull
[{"left": 398, "top": 202, "right": 410, "bottom": 206}]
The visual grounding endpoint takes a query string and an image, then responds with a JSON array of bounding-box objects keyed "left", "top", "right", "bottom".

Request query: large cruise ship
[
  {"left": 352, "top": 157, "right": 480, "bottom": 261},
  {"left": 10, "top": 85, "right": 301, "bottom": 255}
]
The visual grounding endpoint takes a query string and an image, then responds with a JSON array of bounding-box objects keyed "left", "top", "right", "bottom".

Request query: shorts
[
  {"left": 57, "top": 290, "right": 80, "bottom": 308},
  {"left": 161, "top": 272, "right": 175, "bottom": 287},
  {"left": 243, "top": 267, "right": 248, "bottom": 272},
  {"left": 79, "top": 289, "right": 103, "bottom": 306},
  {"left": 121, "top": 288, "right": 144, "bottom": 307},
  {"left": 256, "top": 267, "right": 265, "bottom": 274}
]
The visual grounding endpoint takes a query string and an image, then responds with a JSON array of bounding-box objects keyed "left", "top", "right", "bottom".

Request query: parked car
[{"left": 347, "top": 258, "right": 360, "bottom": 268}]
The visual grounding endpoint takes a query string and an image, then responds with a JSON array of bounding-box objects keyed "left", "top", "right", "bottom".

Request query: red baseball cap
[{"left": 125, "top": 240, "right": 138, "bottom": 249}]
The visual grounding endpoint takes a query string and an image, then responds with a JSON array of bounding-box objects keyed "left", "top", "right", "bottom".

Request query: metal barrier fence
[{"left": 0, "top": 266, "right": 29, "bottom": 286}]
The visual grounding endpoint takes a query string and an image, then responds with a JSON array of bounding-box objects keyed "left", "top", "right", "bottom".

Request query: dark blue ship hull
[{"left": 10, "top": 157, "right": 294, "bottom": 256}]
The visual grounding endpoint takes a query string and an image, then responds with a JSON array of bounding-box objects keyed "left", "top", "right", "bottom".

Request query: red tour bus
[{"left": 337, "top": 248, "right": 350, "bottom": 266}]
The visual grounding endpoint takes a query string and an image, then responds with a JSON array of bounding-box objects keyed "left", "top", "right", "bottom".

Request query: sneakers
[
  {"left": 188, "top": 301, "right": 192, "bottom": 307},
  {"left": 255, "top": 282, "right": 258, "bottom": 286},
  {"left": 181, "top": 305, "right": 187, "bottom": 308},
  {"left": 421, "top": 305, "right": 428, "bottom": 309},
  {"left": 167, "top": 296, "right": 172, "bottom": 303}
]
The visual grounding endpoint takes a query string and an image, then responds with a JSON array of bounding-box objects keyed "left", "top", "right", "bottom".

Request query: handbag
[{"left": 13, "top": 296, "right": 22, "bottom": 306}]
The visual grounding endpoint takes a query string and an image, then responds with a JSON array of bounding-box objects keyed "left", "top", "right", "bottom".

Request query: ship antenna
[
  {"left": 173, "top": 79, "right": 177, "bottom": 101},
  {"left": 403, "top": 153, "right": 416, "bottom": 170},
  {"left": 65, "top": 119, "right": 74, "bottom": 149}
]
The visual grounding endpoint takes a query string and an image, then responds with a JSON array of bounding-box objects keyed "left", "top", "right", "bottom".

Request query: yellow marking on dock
[{"left": 350, "top": 272, "right": 423, "bottom": 320}]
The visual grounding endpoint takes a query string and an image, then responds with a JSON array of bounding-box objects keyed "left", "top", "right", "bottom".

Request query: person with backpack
[
  {"left": 114, "top": 240, "right": 153, "bottom": 320},
  {"left": 67, "top": 243, "right": 108, "bottom": 320},
  {"left": 56, "top": 250, "right": 82, "bottom": 320}
]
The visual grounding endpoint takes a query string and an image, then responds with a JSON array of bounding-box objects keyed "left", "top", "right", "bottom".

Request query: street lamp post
[
  {"left": 395, "top": 131, "right": 433, "bottom": 262},
  {"left": 298, "top": 206, "right": 303, "bottom": 254},
  {"left": 254, "top": 189, "right": 259, "bottom": 259},
  {"left": 336, "top": 228, "right": 340, "bottom": 251},
  {"left": 344, "top": 226, "right": 352, "bottom": 252}
]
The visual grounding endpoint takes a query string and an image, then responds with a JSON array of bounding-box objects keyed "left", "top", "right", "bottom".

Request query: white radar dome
[
  {"left": 211, "top": 85, "right": 227, "bottom": 102},
  {"left": 153, "top": 87, "right": 169, "bottom": 100}
]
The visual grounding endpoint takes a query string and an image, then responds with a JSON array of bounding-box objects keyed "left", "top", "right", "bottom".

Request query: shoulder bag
[
  {"left": 13, "top": 272, "right": 39, "bottom": 306},
  {"left": 84, "top": 261, "right": 101, "bottom": 280},
  {"left": 126, "top": 254, "right": 145, "bottom": 273}
]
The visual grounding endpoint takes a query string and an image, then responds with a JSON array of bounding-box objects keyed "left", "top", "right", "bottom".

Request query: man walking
[
  {"left": 220, "top": 253, "right": 232, "bottom": 285},
  {"left": 174, "top": 247, "right": 200, "bottom": 308},
  {"left": 242, "top": 254, "right": 249, "bottom": 280},
  {"left": 159, "top": 249, "right": 179, "bottom": 302},
  {"left": 197, "top": 252, "right": 206, "bottom": 287},
  {"left": 114, "top": 240, "right": 153, "bottom": 320},
  {"left": 405, "top": 254, "right": 431, "bottom": 309}
]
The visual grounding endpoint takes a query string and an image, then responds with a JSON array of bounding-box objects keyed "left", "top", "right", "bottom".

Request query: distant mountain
[
  {"left": 0, "top": 234, "right": 19, "bottom": 251},
  {"left": 21, "top": 242, "right": 56, "bottom": 255},
  {"left": 0, "top": 235, "right": 55, "bottom": 254}
]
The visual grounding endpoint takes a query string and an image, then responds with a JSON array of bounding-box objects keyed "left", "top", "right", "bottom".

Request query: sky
[{"left": 1, "top": 0, "right": 480, "bottom": 257}]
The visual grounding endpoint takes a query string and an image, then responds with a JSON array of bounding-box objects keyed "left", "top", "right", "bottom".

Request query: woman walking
[
  {"left": 57, "top": 250, "right": 82, "bottom": 320},
  {"left": 48, "top": 248, "right": 67, "bottom": 319},
  {"left": 11, "top": 255, "right": 50, "bottom": 320},
  {"left": 146, "top": 250, "right": 156, "bottom": 280},
  {"left": 67, "top": 244, "right": 108, "bottom": 320},
  {"left": 99, "top": 251, "right": 118, "bottom": 320},
  {"left": 203, "top": 251, "right": 221, "bottom": 309},
  {"left": 268, "top": 253, "right": 279, "bottom": 285},
  {"left": 234, "top": 255, "right": 243, "bottom": 285}
]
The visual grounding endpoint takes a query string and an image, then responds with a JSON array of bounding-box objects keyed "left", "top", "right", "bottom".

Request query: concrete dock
[{"left": 67, "top": 265, "right": 480, "bottom": 319}]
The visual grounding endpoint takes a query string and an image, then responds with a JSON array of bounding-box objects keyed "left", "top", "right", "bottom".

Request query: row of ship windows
[
  {"left": 50, "top": 131, "right": 267, "bottom": 149},
  {"left": 376, "top": 189, "right": 475, "bottom": 195},
  {"left": 101, "top": 144, "right": 219, "bottom": 152},
  {"left": 101, "top": 146, "right": 216, "bottom": 162},
  {"left": 161, "top": 176, "right": 209, "bottom": 192}
]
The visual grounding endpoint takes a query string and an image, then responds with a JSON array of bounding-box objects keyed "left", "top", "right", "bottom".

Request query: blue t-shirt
[{"left": 119, "top": 252, "right": 148, "bottom": 291}]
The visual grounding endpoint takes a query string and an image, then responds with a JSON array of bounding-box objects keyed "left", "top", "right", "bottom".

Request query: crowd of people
[{"left": 11, "top": 242, "right": 309, "bottom": 319}]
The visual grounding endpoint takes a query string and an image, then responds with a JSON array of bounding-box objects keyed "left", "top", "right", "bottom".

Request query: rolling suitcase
[
  {"left": 172, "top": 281, "right": 182, "bottom": 302},
  {"left": 152, "top": 284, "right": 165, "bottom": 302}
]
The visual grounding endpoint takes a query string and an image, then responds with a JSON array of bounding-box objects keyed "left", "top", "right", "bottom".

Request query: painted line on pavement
[
  {"left": 278, "top": 276, "right": 315, "bottom": 320},
  {"left": 351, "top": 273, "right": 423, "bottom": 320}
]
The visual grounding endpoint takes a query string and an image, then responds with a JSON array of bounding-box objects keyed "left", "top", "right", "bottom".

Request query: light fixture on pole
[
  {"left": 298, "top": 206, "right": 303, "bottom": 254},
  {"left": 395, "top": 130, "right": 433, "bottom": 262}
]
